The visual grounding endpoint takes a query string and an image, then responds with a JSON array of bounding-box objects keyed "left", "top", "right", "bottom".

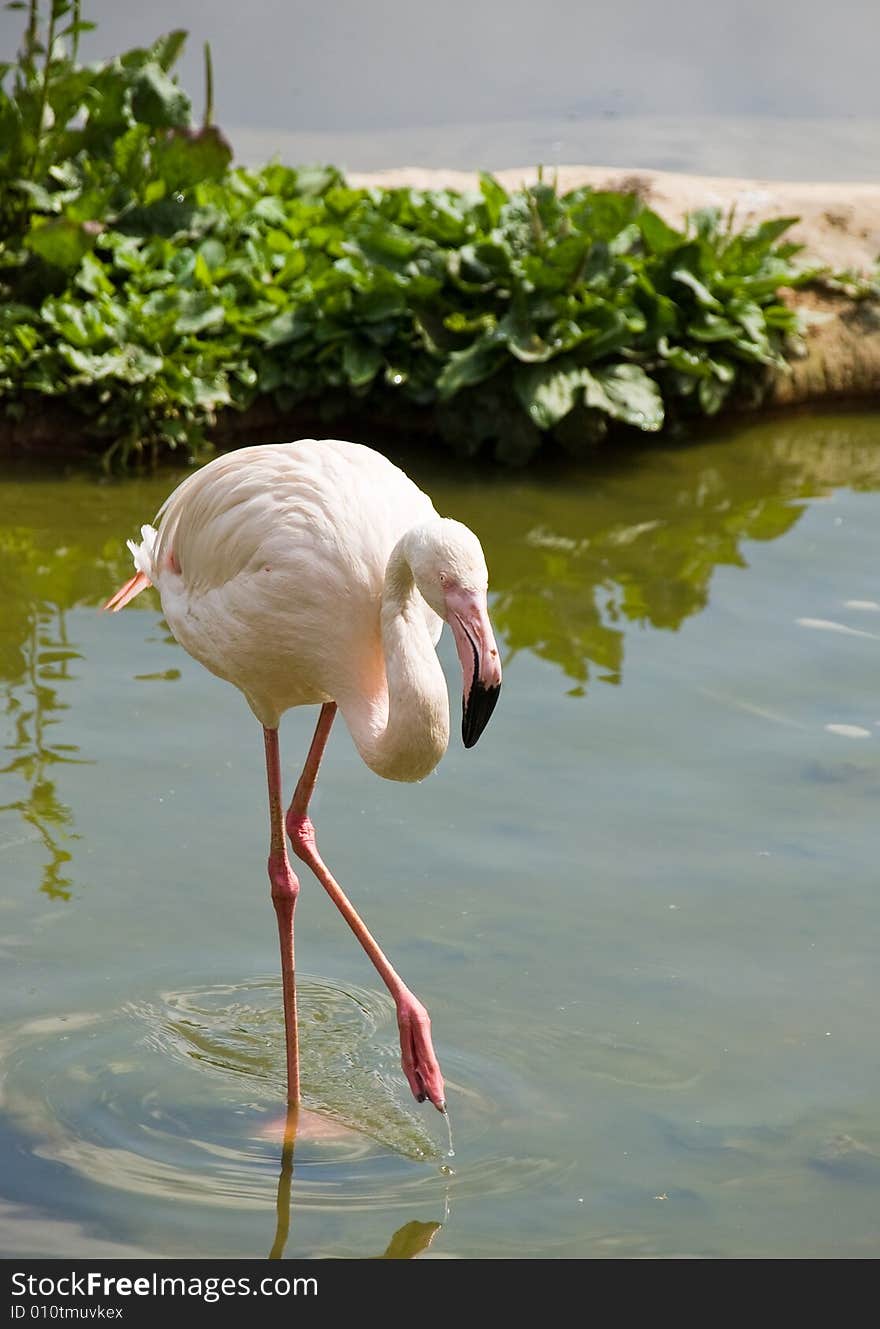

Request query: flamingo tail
[
  {"left": 103, "top": 524, "right": 159, "bottom": 612},
  {"left": 102, "top": 570, "right": 151, "bottom": 612}
]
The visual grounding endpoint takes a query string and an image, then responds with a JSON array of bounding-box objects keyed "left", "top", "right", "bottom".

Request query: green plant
[{"left": 0, "top": 3, "right": 819, "bottom": 467}]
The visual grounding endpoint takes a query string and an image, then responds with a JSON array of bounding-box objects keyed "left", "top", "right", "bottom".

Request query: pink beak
[{"left": 444, "top": 585, "right": 502, "bottom": 748}]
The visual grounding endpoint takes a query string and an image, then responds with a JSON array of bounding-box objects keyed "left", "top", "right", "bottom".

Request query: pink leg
[
  {"left": 286, "top": 704, "right": 446, "bottom": 1112},
  {"left": 263, "top": 726, "right": 301, "bottom": 1105}
]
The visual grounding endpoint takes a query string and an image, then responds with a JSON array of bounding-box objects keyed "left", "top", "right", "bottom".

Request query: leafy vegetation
[{"left": 0, "top": 2, "right": 819, "bottom": 466}]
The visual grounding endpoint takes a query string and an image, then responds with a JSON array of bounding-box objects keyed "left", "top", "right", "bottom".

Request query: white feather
[{"left": 127, "top": 524, "right": 159, "bottom": 580}]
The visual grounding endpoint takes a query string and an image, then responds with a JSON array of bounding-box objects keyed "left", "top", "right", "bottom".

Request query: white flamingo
[{"left": 104, "top": 438, "right": 502, "bottom": 1112}]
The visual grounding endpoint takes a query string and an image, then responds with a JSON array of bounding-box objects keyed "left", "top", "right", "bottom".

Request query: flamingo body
[
  {"left": 137, "top": 441, "right": 444, "bottom": 764},
  {"left": 106, "top": 437, "right": 502, "bottom": 1109}
]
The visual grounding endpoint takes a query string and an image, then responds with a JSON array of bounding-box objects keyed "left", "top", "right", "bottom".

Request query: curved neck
[{"left": 341, "top": 542, "right": 449, "bottom": 783}]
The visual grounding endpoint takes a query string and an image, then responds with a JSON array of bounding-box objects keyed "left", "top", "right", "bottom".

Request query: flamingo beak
[{"left": 445, "top": 585, "right": 502, "bottom": 748}]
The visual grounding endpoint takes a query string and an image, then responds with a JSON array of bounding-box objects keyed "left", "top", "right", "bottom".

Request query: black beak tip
[{"left": 462, "top": 682, "right": 501, "bottom": 749}]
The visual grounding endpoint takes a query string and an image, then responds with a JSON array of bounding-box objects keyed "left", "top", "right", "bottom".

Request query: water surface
[
  {"left": 2, "top": 413, "right": 880, "bottom": 1258},
  {"left": 2, "top": 1, "right": 878, "bottom": 179}
]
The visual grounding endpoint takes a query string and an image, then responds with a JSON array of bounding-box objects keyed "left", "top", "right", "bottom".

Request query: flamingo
[{"left": 104, "top": 438, "right": 502, "bottom": 1114}]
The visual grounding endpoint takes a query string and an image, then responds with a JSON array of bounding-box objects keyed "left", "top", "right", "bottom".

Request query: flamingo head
[{"left": 407, "top": 520, "right": 502, "bottom": 748}]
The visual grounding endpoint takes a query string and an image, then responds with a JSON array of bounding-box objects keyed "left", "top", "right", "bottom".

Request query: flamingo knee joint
[{"left": 286, "top": 812, "right": 317, "bottom": 861}]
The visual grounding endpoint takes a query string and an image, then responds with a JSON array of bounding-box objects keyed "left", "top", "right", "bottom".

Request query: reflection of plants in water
[
  {"left": 490, "top": 485, "right": 803, "bottom": 692},
  {"left": 2, "top": 414, "right": 880, "bottom": 899},
  {"left": 439, "top": 415, "right": 880, "bottom": 694},
  {"left": 0, "top": 525, "right": 96, "bottom": 901},
  {"left": 0, "top": 600, "right": 85, "bottom": 899}
]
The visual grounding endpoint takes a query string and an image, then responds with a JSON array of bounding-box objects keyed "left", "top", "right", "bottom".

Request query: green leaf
[
  {"left": 342, "top": 340, "right": 383, "bottom": 387},
  {"left": 25, "top": 218, "right": 101, "bottom": 270},
  {"left": 471, "top": 240, "right": 513, "bottom": 281},
  {"left": 710, "top": 357, "right": 735, "bottom": 384},
  {"left": 14, "top": 179, "right": 62, "bottom": 213},
  {"left": 514, "top": 362, "right": 587, "bottom": 429},
  {"left": 698, "top": 375, "right": 730, "bottom": 414},
  {"left": 149, "top": 30, "right": 188, "bottom": 72},
  {"left": 657, "top": 339, "right": 713, "bottom": 378},
  {"left": 252, "top": 196, "right": 287, "bottom": 225},
  {"left": 740, "top": 216, "right": 798, "bottom": 256},
  {"left": 583, "top": 363, "right": 664, "bottom": 431},
  {"left": 435, "top": 335, "right": 506, "bottom": 399},
  {"left": 671, "top": 267, "right": 722, "bottom": 311},
  {"left": 688, "top": 207, "right": 722, "bottom": 241},
  {"left": 638, "top": 209, "right": 684, "bottom": 255},
  {"left": 324, "top": 186, "right": 363, "bottom": 217},
  {"left": 175, "top": 292, "right": 225, "bottom": 335},
  {"left": 479, "top": 172, "right": 508, "bottom": 228},
  {"left": 197, "top": 237, "right": 225, "bottom": 270},
  {"left": 447, "top": 245, "right": 496, "bottom": 292},
  {"left": 290, "top": 165, "right": 341, "bottom": 197},
  {"left": 259, "top": 307, "right": 313, "bottom": 348},
  {"left": 569, "top": 189, "right": 641, "bottom": 242},
  {"left": 59, "top": 344, "right": 163, "bottom": 382},
  {"left": 75, "top": 253, "right": 114, "bottom": 296},
  {"left": 688, "top": 313, "right": 745, "bottom": 343},
  {"left": 578, "top": 307, "right": 631, "bottom": 363},
  {"left": 130, "top": 62, "right": 191, "bottom": 128},
  {"left": 59, "top": 19, "right": 97, "bottom": 37},
  {"left": 507, "top": 329, "right": 555, "bottom": 363},
  {"left": 727, "top": 297, "right": 767, "bottom": 344},
  {"left": 151, "top": 126, "right": 232, "bottom": 190},
  {"left": 608, "top": 223, "right": 641, "bottom": 257},
  {"left": 113, "top": 124, "right": 150, "bottom": 180},
  {"left": 354, "top": 286, "right": 406, "bottom": 322}
]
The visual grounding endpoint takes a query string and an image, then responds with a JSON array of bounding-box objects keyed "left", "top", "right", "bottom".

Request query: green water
[{"left": 2, "top": 413, "right": 880, "bottom": 1259}]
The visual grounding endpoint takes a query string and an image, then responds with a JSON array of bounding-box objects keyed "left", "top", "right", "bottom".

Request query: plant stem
[
  {"left": 25, "top": 0, "right": 39, "bottom": 65},
  {"left": 26, "top": 0, "right": 58, "bottom": 182},
  {"left": 71, "top": 0, "right": 81, "bottom": 63},
  {"left": 203, "top": 41, "right": 214, "bottom": 128},
  {"left": 527, "top": 188, "right": 545, "bottom": 252}
]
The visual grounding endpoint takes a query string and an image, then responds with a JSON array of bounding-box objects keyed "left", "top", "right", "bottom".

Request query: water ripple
[{"left": 0, "top": 978, "right": 566, "bottom": 1217}]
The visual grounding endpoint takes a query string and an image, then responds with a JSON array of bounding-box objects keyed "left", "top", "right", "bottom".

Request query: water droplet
[
  {"left": 439, "top": 1163, "right": 455, "bottom": 1176},
  {"left": 442, "top": 1107, "right": 455, "bottom": 1158}
]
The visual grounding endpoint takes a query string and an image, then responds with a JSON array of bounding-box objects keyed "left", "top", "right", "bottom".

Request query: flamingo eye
[{"left": 439, "top": 572, "right": 448, "bottom": 584}]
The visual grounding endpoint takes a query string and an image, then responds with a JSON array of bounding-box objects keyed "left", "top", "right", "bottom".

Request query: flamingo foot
[{"left": 397, "top": 991, "right": 446, "bottom": 1112}]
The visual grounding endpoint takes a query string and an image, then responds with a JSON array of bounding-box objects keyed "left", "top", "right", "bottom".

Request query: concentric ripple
[{"left": 0, "top": 977, "right": 565, "bottom": 1222}]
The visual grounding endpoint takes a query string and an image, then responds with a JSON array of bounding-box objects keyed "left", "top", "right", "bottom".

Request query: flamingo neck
[{"left": 343, "top": 542, "right": 449, "bottom": 782}]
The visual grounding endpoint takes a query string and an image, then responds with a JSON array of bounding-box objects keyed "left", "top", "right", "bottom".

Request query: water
[
  {"left": 2, "top": 1, "right": 879, "bottom": 179},
  {"left": 2, "top": 412, "right": 880, "bottom": 1258}
]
